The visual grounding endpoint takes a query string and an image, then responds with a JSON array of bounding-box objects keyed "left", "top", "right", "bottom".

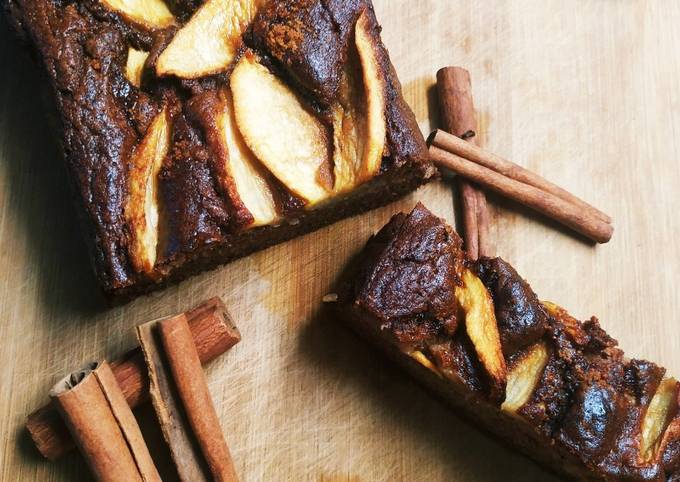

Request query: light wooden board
[{"left": 2, "top": 1, "right": 680, "bottom": 480}]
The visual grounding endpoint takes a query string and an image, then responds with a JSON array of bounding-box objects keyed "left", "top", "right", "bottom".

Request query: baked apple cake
[
  {"left": 335, "top": 203, "right": 680, "bottom": 481},
  {"left": 4, "top": 0, "right": 434, "bottom": 300}
]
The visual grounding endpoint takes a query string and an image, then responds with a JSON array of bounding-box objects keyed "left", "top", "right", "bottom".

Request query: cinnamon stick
[
  {"left": 475, "top": 189, "right": 492, "bottom": 258},
  {"left": 437, "top": 66, "right": 491, "bottom": 259},
  {"left": 159, "top": 315, "right": 239, "bottom": 482},
  {"left": 429, "top": 144, "right": 614, "bottom": 243},
  {"left": 431, "top": 129, "right": 612, "bottom": 224},
  {"left": 27, "top": 297, "right": 241, "bottom": 460},
  {"left": 138, "top": 317, "right": 210, "bottom": 482},
  {"left": 459, "top": 182, "right": 480, "bottom": 258},
  {"left": 50, "top": 362, "right": 161, "bottom": 482}
]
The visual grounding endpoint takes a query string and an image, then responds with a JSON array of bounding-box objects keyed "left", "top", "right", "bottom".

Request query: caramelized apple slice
[
  {"left": 354, "top": 11, "right": 387, "bottom": 182},
  {"left": 331, "top": 74, "right": 363, "bottom": 193},
  {"left": 100, "top": 0, "right": 174, "bottom": 30},
  {"left": 156, "top": 0, "right": 261, "bottom": 78},
  {"left": 542, "top": 301, "right": 590, "bottom": 346},
  {"left": 125, "top": 48, "right": 149, "bottom": 88},
  {"left": 455, "top": 268, "right": 507, "bottom": 399},
  {"left": 640, "top": 378, "right": 679, "bottom": 462},
  {"left": 332, "top": 12, "right": 387, "bottom": 192},
  {"left": 657, "top": 408, "right": 680, "bottom": 467},
  {"left": 126, "top": 108, "right": 171, "bottom": 273},
  {"left": 502, "top": 342, "right": 549, "bottom": 413},
  {"left": 541, "top": 301, "right": 560, "bottom": 313},
  {"left": 410, "top": 350, "right": 442, "bottom": 377},
  {"left": 217, "top": 91, "right": 278, "bottom": 226},
  {"left": 231, "top": 54, "right": 332, "bottom": 205}
]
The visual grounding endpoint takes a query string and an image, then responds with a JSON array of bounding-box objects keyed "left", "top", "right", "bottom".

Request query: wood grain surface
[{"left": 2, "top": 1, "right": 680, "bottom": 480}]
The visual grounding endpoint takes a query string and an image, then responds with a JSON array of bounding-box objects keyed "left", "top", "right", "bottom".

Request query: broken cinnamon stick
[
  {"left": 138, "top": 314, "right": 239, "bottom": 482},
  {"left": 431, "top": 129, "right": 612, "bottom": 224},
  {"left": 437, "top": 66, "right": 491, "bottom": 259},
  {"left": 429, "top": 144, "right": 614, "bottom": 243},
  {"left": 138, "top": 317, "right": 209, "bottom": 482},
  {"left": 159, "top": 315, "right": 239, "bottom": 482},
  {"left": 50, "top": 362, "right": 161, "bottom": 482},
  {"left": 27, "top": 297, "right": 241, "bottom": 461}
]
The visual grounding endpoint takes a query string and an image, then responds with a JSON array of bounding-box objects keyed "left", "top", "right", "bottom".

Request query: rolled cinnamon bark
[
  {"left": 159, "top": 315, "right": 239, "bottom": 482},
  {"left": 137, "top": 317, "right": 209, "bottom": 482},
  {"left": 437, "top": 66, "right": 491, "bottom": 259},
  {"left": 431, "top": 129, "right": 612, "bottom": 225},
  {"left": 138, "top": 314, "right": 239, "bottom": 482},
  {"left": 475, "top": 189, "right": 492, "bottom": 258},
  {"left": 459, "top": 182, "right": 480, "bottom": 259},
  {"left": 27, "top": 297, "right": 241, "bottom": 460},
  {"left": 50, "top": 362, "right": 161, "bottom": 482},
  {"left": 429, "top": 145, "right": 614, "bottom": 243}
]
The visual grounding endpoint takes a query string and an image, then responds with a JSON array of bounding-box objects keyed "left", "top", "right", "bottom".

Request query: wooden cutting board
[{"left": 2, "top": 1, "right": 680, "bottom": 480}]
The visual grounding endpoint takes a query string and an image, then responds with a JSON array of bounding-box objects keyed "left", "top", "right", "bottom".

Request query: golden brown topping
[
  {"left": 125, "top": 108, "right": 171, "bottom": 273},
  {"left": 231, "top": 53, "right": 332, "bottom": 205},
  {"left": 641, "top": 378, "right": 679, "bottom": 462},
  {"left": 332, "top": 12, "right": 387, "bottom": 193},
  {"left": 216, "top": 90, "right": 278, "bottom": 226},
  {"left": 354, "top": 11, "right": 386, "bottom": 182},
  {"left": 542, "top": 300, "right": 591, "bottom": 346},
  {"left": 125, "top": 48, "right": 149, "bottom": 88},
  {"left": 502, "top": 342, "right": 549, "bottom": 413},
  {"left": 330, "top": 80, "right": 363, "bottom": 193},
  {"left": 455, "top": 268, "right": 507, "bottom": 402},
  {"left": 99, "top": 0, "right": 175, "bottom": 30},
  {"left": 410, "top": 350, "right": 442, "bottom": 377},
  {"left": 156, "top": 0, "right": 261, "bottom": 78}
]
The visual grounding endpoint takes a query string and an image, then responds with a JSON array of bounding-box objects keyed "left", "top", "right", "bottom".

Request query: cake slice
[
  {"left": 4, "top": 0, "right": 434, "bottom": 301},
  {"left": 334, "top": 203, "right": 680, "bottom": 481}
]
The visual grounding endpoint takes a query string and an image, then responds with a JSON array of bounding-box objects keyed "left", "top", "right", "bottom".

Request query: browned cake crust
[
  {"left": 4, "top": 0, "right": 434, "bottom": 301},
  {"left": 335, "top": 203, "right": 680, "bottom": 481}
]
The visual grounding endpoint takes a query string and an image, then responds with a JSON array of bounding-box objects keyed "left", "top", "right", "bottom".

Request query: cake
[
  {"left": 4, "top": 0, "right": 434, "bottom": 301},
  {"left": 334, "top": 203, "right": 680, "bottom": 481}
]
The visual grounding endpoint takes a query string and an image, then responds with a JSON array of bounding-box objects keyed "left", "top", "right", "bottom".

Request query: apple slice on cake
[
  {"left": 640, "top": 378, "right": 680, "bottom": 462},
  {"left": 156, "top": 0, "right": 262, "bottom": 78},
  {"left": 332, "top": 11, "right": 387, "bottom": 193},
  {"left": 125, "top": 48, "right": 149, "bottom": 88},
  {"left": 125, "top": 108, "right": 171, "bottom": 273},
  {"left": 215, "top": 91, "right": 279, "bottom": 227},
  {"left": 501, "top": 342, "right": 550, "bottom": 413},
  {"left": 100, "top": 0, "right": 175, "bottom": 30},
  {"left": 455, "top": 268, "right": 508, "bottom": 401},
  {"left": 231, "top": 53, "right": 333, "bottom": 206}
]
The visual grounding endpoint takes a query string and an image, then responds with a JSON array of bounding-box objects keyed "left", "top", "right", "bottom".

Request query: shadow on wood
[
  {"left": 0, "top": 22, "right": 104, "bottom": 317},
  {"left": 298, "top": 304, "right": 557, "bottom": 481},
  {"left": 15, "top": 425, "right": 93, "bottom": 481}
]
